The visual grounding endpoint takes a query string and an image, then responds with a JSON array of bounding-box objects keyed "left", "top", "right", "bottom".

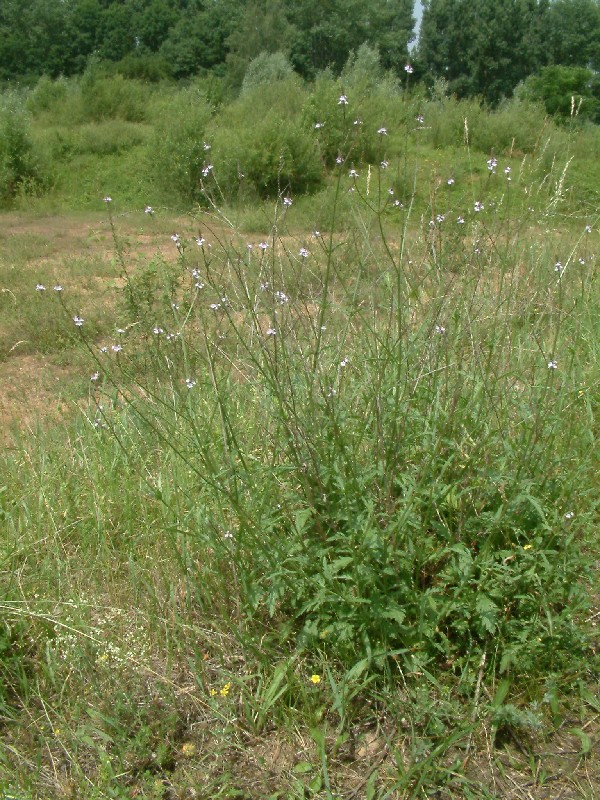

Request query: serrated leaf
[
  {"left": 329, "top": 556, "right": 353, "bottom": 574},
  {"left": 382, "top": 607, "right": 406, "bottom": 625}
]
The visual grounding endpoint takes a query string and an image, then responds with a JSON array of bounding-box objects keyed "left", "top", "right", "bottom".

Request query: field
[{"left": 1, "top": 72, "right": 599, "bottom": 799}]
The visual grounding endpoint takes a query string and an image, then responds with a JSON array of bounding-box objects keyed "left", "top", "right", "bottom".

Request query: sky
[{"left": 411, "top": 0, "right": 424, "bottom": 49}]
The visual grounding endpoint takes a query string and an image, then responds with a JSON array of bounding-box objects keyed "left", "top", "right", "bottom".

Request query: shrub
[
  {"left": 241, "top": 51, "right": 294, "bottom": 95},
  {"left": 113, "top": 53, "right": 173, "bottom": 83},
  {"left": 520, "top": 65, "right": 600, "bottom": 124},
  {"left": 0, "top": 94, "right": 44, "bottom": 203},
  {"left": 210, "top": 79, "right": 324, "bottom": 200},
  {"left": 71, "top": 121, "right": 149, "bottom": 156},
  {"left": 79, "top": 72, "right": 150, "bottom": 123},
  {"left": 149, "top": 88, "right": 214, "bottom": 205},
  {"left": 25, "top": 75, "right": 68, "bottom": 115},
  {"left": 302, "top": 70, "right": 406, "bottom": 169}
]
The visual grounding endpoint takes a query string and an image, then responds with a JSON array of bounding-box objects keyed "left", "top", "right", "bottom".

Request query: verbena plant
[{"left": 70, "top": 147, "right": 596, "bottom": 684}]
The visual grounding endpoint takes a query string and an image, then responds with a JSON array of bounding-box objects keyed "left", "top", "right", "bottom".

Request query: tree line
[{"left": 1, "top": 0, "right": 600, "bottom": 106}]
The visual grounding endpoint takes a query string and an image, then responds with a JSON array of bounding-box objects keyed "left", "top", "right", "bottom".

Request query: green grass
[{"left": 1, "top": 79, "right": 599, "bottom": 799}]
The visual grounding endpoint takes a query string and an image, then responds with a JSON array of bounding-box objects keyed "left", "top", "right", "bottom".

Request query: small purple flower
[
  {"left": 196, "top": 237, "right": 205, "bottom": 247},
  {"left": 554, "top": 262, "right": 564, "bottom": 275},
  {"left": 349, "top": 168, "right": 359, "bottom": 178},
  {"left": 259, "top": 241, "right": 269, "bottom": 251},
  {"left": 435, "top": 325, "right": 446, "bottom": 334},
  {"left": 314, "top": 122, "right": 324, "bottom": 129},
  {"left": 487, "top": 157, "right": 497, "bottom": 172},
  {"left": 153, "top": 327, "right": 164, "bottom": 335},
  {"left": 404, "top": 64, "right": 414, "bottom": 74},
  {"left": 144, "top": 205, "right": 154, "bottom": 215},
  {"left": 112, "top": 344, "right": 122, "bottom": 353},
  {"left": 416, "top": 114, "right": 424, "bottom": 125},
  {"left": 338, "top": 94, "right": 348, "bottom": 106},
  {"left": 171, "top": 233, "right": 180, "bottom": 244},
  {"left": 299, "top": 247, "right": 309, "bottom": 258},
  {"left": 201, "top": 164, "right": 213, "bottom": 177},
  {"left": 53, "top": 285, "right": 63, "bottom": 292},
  {"left": 203, "top": 142, "right": 211, "bottom": 151},
  {"left": 585, "top": 224, "right": 592, "bottom": 233},
  {"left": 103, "top": 196, "right": 112, "bottom": 203},
  {"left": 474, "top": 201, "right": 484, "bottom": 212},
  {"left": 447, "top": 178, "right": 455, "bottom": 185},
  {"left": 266, "top": 328, "right": 277, "bottom": 336},
  {"left": 91, "top": 372, "right": 100, "bottom": 382},
  {"left": 377, "top": 127, "right": 388, "bottom": 136},
  {"left": 36, "top": 284, "right": 46, "bottom": 292},
  {"left": 548, "top": 360, "right": 558, "bottom": 370},
  {"left": 185, "top": 378, "right": 196, "bottom": 389},
  {"left": 283, "top": 196, "right": 293, "bottom": 207},
  {"left": 73, "top": 315, "right": 84, "bottom": 327},
  {"left": 381, "top": 159, "right": 389, "bottom": 169},
  {"left": 336, "top": 155, "right": 344, "bottom": 165}
]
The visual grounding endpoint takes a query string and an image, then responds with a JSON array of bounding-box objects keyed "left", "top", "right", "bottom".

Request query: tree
[
  {"left": 521, "top": 64, "right": 600, "bottom": 121},
  {"left": 418, "top": 0, "right": 549, "bottom": 104},
  {"left": 225, "top": 0, "right": 296, "bottom": 87},
  {"left": 547, "top": 0, "right": 600, "bottom": 69},
  {"left": 284, "top": 0, "right": 413, "bottom": 79},
  {"left": 159, "top": 0, "right": 242, "bottom": 78}
]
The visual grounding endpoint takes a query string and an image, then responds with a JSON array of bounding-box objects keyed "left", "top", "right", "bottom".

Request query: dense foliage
[{"left": 2, "top": 0, "right": 600, "bottom": 110}]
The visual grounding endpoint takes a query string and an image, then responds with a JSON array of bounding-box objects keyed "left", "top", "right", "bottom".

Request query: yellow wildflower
[
  {"left": 310, "top": 674, "right": 321, "bottom": 685},
  {"left": 181, "top": 742, "right": 196, "bottom": 758}
]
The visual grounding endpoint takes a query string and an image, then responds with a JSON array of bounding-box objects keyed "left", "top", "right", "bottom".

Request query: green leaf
[
  {"left": 381, "top": 607, "right": 406, "bottom": 625},
  {"left": 492, "top": 678, "right": 511, "bottom": 708},
  {"left": 579, "top": 685, "right": 600, "bottom": 714},
  {"left": 292, "top": 761, "right": 314, "bottom": 774},
  {"left": 569, "top": 727, "right": 592, "bottom": 755},
  {"left": 329, "top": 556, "right": 354, "bottom": 574},
  {"left": 365, "top": 769, "right": 379, "bottom": 800}
]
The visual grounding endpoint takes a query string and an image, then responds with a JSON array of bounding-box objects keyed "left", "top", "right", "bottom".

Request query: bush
[
  {"left": 0, "top": 94, "right": 44, "bottom": 203},
  {"left": 71, "top": 121, "right": 149, "bottom": 156},
  {"left": 210, "top": 79, "right": 324, "bottom": 200},
  {"left": 519, "top": 65, "right": 600, "bottom": 124},
  {"left": 149, "top": 88, "right": 214, "bottom": 205},
  {"left": 424, "top": 95, "right": 554, "bottom": 155},
  {"left": 79, "top": 72, "right": 150, "bottom": 123},
  {"left": 113, "top": 53, "right": 173, "bottom": 83},
  {"left": 26, "top": 75, "right": 68, "bottom": 115},
  {"left": 302, "top": 70, "right": 406, "bottom": 169},
  {"left": 241, "top": 51, "right": 294, "bottom": 95}
]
